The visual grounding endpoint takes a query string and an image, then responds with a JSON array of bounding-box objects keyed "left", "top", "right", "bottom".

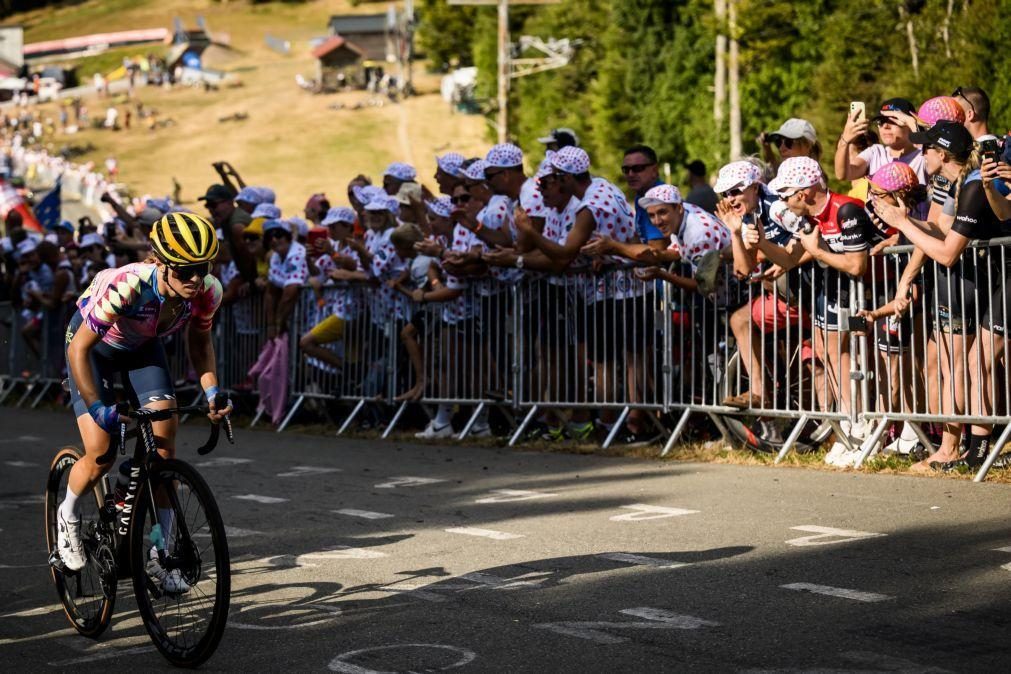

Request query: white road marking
[
  {"left": 276, "top": 465, "right": 341, "bottom": 478},
  {"left": 474, "top": 489, "right": 556, "bottom": 504},
  {"left": 597, "top": 552, "right": 690, "bottom": 569},
  {"left": 4, "top": 460, "right": 38, "bottom": 468},
  {"left": 329, "top": 644, "right": 477, "bottom": 673},
  {"left": 1002, "top": 562, "right": 1011, "bottom": 572},
  {"left": 196, "top": 457, "right": 252, "bottom": 468},
  {"left": 444, "top": 527, "right": 524, "bottom": 541},
  {"left": 0, "top": 435, "right": 43, "bottom": 444},
  {"left": 458, "top": 571, "right": 551, "bottom": 589},
  {"left": 233, "top": 494, "right": 288, "bottom": 504},
  {"left": 609, "top": 504, "right": 699, "bottom": 521},
  {"left": 0, "top": 603, "right": 64, "bottom": 618},
  {"left": 781, "top": 583, "right": 893, "bottom": 603},
  {"left": 257, "top": 545, "right": 388, "bottom": 569},
  {"left": 334, "top": 508, "right": 395, "bottom": 520},
  {"left": 47, "top": 645, "right": 156, "bottom": 666},
  {"left": 785, "top": 525, "right": 886, "bottom": 547},
  {"left": 994, "top": 546, "right": 1011, "bottom": 553},
  {"left": 534, "top": 607, "right": 719, "bottom": 644},
  {"left": 231, "top": 601, "right": 342, "bottom": 631},
  {"left": 374, "top": 475, "right": 447, "bottom": 489},
  {"left": 193, "top": 526, "right": 263, "bottom": 538}
]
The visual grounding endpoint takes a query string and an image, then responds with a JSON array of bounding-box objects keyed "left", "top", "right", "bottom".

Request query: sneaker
[
  {"left": 147, "top": 546, "right": 190, "bottom": 594},
  {"left": 722, "top": 391, "right": 764, "bottom": 410},
  {"left": 823, "top": 441, "right": 849, "bottom": 466},
  {"left": 837, "top": 448, "right": 866, "bottom": 468},
  {"left": 521, "top": 421, "right": 550, "bottom": 442},
  {"left": 57, "top": 511, "right": 87, "bottom": 571},
  {"left": 565, "top": 421, "right": 595, "bottom": 441},
  {"left": 540, "top": 426, "right": 566, "bottom": 442},
  {"left": 810, "top": 420, "right": 834, "bottom": 444},
  {"left": 469, "top": 423, "right": 492, "bottom": 438},
  {"left": 415, "top": 421, "right": 453, "bottom": 439},
  {"left": 614, "top": 429, "right": 661, "bottom": 448},
  {"left": 883, "top": 436, "right": 920, "bottom": 455}
]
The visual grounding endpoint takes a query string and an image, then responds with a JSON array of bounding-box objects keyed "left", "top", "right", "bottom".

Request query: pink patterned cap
[
  {"left": 714, "top": 161, "right": 762, "bottom": 194},
  {"left": 436, "top": 152, "right": 466, "bottom": 177},
  {"left": 485, "top": 143, "right": 524, "bottom": 168},
  {"left": 383, "top": 162, "right": 417, "bottom": 182},
  {"left": 549, "top": 146, "right": 591, "bottom": 174},
  {"left": 768, "top": 157, "right": 824, "bottom": 196},
  {"left": 637, "top": 184, "right": 683, "bottom": 209},
  {"left": 535, "top": 151, "right": 556, "bottom": 179},
  {"left": 462, "top": 159, "right": 488, "bottom": 182},
  {"left": 868, "top": 161, "right": 919, "bottom": 192},
  {"left": 916, "top": 96, "right": 966, "bottom": 126},
  {"left": 425, "top": 196, "right": 453, "bottom": 218}
]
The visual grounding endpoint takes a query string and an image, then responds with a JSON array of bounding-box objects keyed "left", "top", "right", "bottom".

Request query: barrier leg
[
  {"left": 854, "top": 417, "right": 890, "bottom": 468},
  {"left": 382, "top": 401, "right": 409, "bottom": 439},
  {"left": 509, "top": 405, "right": 539, "bottom": 447},
  {"left": 974, "top": 423, "right": 1011, "bottom": 483},
  {"left": 337, "top": 399, "right": 366, "bottom": 436},
  {"left": 908, "top": 422, "right": 934, "bottom": 453},
  {"left": 601, "top": 406, "right": 631, "bottom": 449},
  {"left": 30, "top": 380, "right": 53, "bottom": 408},
  {"left": 706, "top": 412, "right": 731, "bottom": 444},
  {"left": 660, "top": 408, "right": 692, "bottom": 457},
  {"left": 828, "top": 419, "right": 856, "bottom": 451},
  {"left": 458, "top": 401, "right": 486, "bottom": 440},
  {"left": 250, "top": 407, "right": 265, "bottom": 428},
  {"left": 16, "top": 378, "right": 38, "bottom": 408},
  {"left": 277, "top": 395, "right": 305, "bottom": 433},
  {"left": 775, "top": 414, "right": 809, "bottom": 464},
  {"left": 0, "top": 379, "right": 12, "bottom": 404}
]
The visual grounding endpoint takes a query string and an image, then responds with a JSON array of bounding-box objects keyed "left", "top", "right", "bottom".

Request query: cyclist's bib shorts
[{"left": 65, "top": 310, "right": 175, "bottom": 418}]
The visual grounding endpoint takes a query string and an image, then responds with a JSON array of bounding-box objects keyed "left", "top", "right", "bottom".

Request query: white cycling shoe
[
  {"left": 415, "top": 421, "right": 453, "bottom": 439},
  {"left": 147, "top": 546, "right": 190, "bottom": 594},
  {"left": 57, "top": 511, "right": 87, "bottom": 571}
]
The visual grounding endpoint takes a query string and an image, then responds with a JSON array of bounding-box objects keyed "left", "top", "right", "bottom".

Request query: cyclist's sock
[
  {"left": 157, "top": 508, "right": 175, "bottom": 547},
  {"left": 434, "top": 405, "right": 453, "bottom": 428},
  {"left": 59, "top": 488, "right": 81, "bottom": 522}
]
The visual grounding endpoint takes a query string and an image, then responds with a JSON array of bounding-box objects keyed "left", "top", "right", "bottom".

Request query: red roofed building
[{"left": 312, "top": 35, "right": 366, "bottom": 91}]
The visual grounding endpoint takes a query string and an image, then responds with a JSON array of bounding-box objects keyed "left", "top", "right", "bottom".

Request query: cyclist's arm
[
  {"left": 187, "top": 326, "right": 219, "bottom": 395},
  {"left": 67, "top": 324, "right": 105, "bottom": 409}
]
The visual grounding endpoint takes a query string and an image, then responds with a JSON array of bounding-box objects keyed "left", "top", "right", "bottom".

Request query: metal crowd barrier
[{"left": 0, "top": 301, "right": 67, "bottom": 408}]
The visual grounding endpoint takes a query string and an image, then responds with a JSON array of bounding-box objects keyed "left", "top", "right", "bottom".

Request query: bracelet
[
  {"left": 204, "top": 385, "right": 220, "bottom": 402},
  {"left": 473, "top": 221, "right": 484, "bottom": 233}
]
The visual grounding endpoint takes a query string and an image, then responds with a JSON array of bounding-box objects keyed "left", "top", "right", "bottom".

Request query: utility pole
[
  {"left": 450, "top": 0, "right": 561, "bottom": 143},
  {"left": 714, "top": 0, "right": 726, "bottom": 125},
  {"left": 728, "top": 0, "right": 741, "bottom": 159}
]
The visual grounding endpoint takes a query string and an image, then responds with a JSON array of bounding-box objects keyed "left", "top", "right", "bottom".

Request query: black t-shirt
[{"left": 951, "top": 178, "right": 1001, "bottom": 240}]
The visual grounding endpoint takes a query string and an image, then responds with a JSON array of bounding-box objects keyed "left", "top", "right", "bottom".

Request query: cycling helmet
[{"left": 150, "top": 212, "right": 219, "bottom": 265}]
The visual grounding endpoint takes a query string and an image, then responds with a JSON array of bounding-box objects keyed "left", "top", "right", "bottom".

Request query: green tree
[{"left": 416, "top": 0, "right": 478, "bottom": 72}]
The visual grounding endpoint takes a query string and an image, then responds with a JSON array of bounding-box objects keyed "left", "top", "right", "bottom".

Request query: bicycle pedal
[{"left": 48, "top": 549, "right": 74, "bottom": 575}]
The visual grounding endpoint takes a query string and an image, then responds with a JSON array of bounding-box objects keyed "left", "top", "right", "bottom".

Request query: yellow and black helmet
[{"left": 150, "top": 212, "right": 219, "bottom": 265}]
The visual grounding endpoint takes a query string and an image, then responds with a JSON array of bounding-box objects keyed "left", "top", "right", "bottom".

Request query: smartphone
[
  {"left": 850, "top": 101, "right": 866, "bottom": 122},
  {"left": 979, "top": 137, "right": 1001, "bottom": 165},
  {"left": 307, "top": 228, "right": 328, "bottom": 249},
  {"left": 848, "top": 315, "right": 868, "bottom": 333}
]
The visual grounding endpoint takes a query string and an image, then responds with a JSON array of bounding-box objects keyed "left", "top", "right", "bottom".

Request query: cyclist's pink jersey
[{"left": 76, "top": 262, "right": 223, "bottom": 350}]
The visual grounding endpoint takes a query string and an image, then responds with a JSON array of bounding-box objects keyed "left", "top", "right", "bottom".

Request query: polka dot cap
[
  {"left": 768, "top": 156, "right": 824, "bottom": 196},
  {"left": 321, "top": 206, "right": 357, "bottom": 226},
  {"left": 485, "top": 143, "right": 524, "bottom": 168},
  {"left": 868, "top": 161, "right": 919, "bottom": 193},
  {"left": 383, "top": 162, "right": 417, "bottom": 181},
  {"left": 425, "top": 196, "right": 453, "bottom": 218},
  {"left": 637, "top": 184, "right": 683, "bottom": 209},
  {"left": 251, "top": 203, "right": 281, "bottom": 220},
  {"left": 535, "top": 151, "right": 556, "bottom": 179},
  {"left": 917, "top": 96, "right": 966, "bottom": 126},
  {"left": 549, "top": 146, "right": 591, "bottom": 174},
  {"left": 364, "top": 195, "right": 400, "bottom": 215},
  {"left": 436, "top": 152, "right": 466, "bottom": 177},
  {"left": 352, "top": 184, "right": 385, "bottom": 206},
  {"left": 462, "top": 159, "right": 488, "bottom": 182},
  {"left": 714, "top": 160, "right": 762, "bottom": 194}
]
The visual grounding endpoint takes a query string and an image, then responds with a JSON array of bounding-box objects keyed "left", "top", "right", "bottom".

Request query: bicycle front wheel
[
  {"left": 129, "top": 458, "right": 230, "bottom": 667},
  {"left": 45, "top": 446, "right": 116, "bottom": 638}
]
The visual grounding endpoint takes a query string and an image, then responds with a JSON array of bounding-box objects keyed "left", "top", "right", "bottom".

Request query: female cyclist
[{"left": 56, "top": 212, "right": 232, "bottom": 579}]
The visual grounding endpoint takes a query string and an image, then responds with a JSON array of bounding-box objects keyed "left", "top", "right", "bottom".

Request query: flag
[
  {"left": 33, "top": 179, "right": 61, "bottom": 232},
  {"left": 0, "top": 178, "right": 42, "bottom": 232}
]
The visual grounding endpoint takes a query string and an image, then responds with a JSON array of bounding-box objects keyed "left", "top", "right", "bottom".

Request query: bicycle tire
[
  {"left": 129, "top": 458, "right": 230, "bottom": 667},
  {"left": 45, "top": 446, "right": 116, "bottom": 638}
]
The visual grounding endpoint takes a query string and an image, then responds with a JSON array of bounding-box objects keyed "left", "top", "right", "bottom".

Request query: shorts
[
  {"left": 749, "top": 292, "right": 809, "bottom": 334},
  {"left": 308, "top": 314, "right": 347, "bottom": 343},
  {"left": 589, "top": 294, "right": 656, "bottom": 363},
  {"left": 872, "top": 289, "right": 911, "bottom": 354},
  {"left": 932, "top": 267, "right": 978, "bottom": 335},
  {"left": 982, "top": 263, "right": 1011, "bottom": 335},
  {"left": 534, "top": 283, "right": 575, "bottom": 350},
  {"left": 65, "top": 311, "right": 174, "bottom": 419},
  {"left": 812, "top": 292, "right": 846, "bottom": 331},
  {"left": 408, "top": 310, "right": 428, "bottom": 339}
]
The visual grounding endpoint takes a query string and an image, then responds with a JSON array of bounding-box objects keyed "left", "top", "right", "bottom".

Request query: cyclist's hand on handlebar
[
  {"left": 88, "top": 401, "right": 130, "bottom": 433},
  {"left": 207, "top": 395, "right": 233, "bottom": 424}
]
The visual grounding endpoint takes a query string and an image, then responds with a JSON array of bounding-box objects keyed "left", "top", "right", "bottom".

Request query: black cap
[
  {"left": 909, "top": 120, "right": 973, "bottom": 161},
  {"left": 685, "top": 159, "right": 707, "bottom": 177},
  {"left": 871, "top": 97, "right": 916, "bottom": 123},
  {"left": 197, "top": 184, "right": 236, "bottom": 203}
]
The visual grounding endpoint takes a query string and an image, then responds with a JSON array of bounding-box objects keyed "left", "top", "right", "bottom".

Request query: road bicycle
[{"left": 45, "top": 396, "right": 233, "bottom": 667}]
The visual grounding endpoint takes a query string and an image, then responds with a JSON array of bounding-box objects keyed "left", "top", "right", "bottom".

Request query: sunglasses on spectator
[
  {"left": 868, "top": 188, "right": 891, "bottom": 199},
  {"left": 782, "top": 187, "right": 806, "bottom": 200},
  {"left": 621, "top": 163, "right": 654, "bottom": 175},
  {"left": 720, "top": 187, "right": 746, "bottom": 198},
  {"left": 451, "top": 194, "right": 472, "bottom": 205},
  {"left": 171, "top": 261, "right": 211, "bottom": 281},
  {"left": 952, "top": 87, "right": 975, "bottom": 117},
  {"left": 774, "top": 136, "right": 794, "bottom": 149}
]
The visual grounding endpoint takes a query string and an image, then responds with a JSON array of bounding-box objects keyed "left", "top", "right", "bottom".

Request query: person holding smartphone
[{"left": 835, "top": 98, "right": 926, "bottom": 185}]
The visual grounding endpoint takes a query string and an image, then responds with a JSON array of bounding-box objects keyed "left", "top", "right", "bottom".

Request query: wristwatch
[{"left": 515, "top": 255, "right": 524, "bottom": 270}]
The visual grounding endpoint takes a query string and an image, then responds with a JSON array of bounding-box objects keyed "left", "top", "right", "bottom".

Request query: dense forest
[{"left": 419, "top": 0, "right": 1011, "bottom": 180}]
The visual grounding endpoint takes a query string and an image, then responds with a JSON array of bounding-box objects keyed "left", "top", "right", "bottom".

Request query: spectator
[
  {"left": 760, "top": 118, "right": 821, "bottom": 170},
  {"left": 259, "top": 218, "right": 308, "bottom": 340},
  {"left": 835, "top": 98, "right": 926, "bottom": 184},
  {"left": 537, "top": 127, "right": 580, "bottom": 152},
  {"left": 622, "top": 144, "right": 667, "bottom": 250},
  {"left": 200, "top": 183, "right": 254, "bottom": 282},
  {"left": 684, "top": 160, "right": 719, "bottom": 213},
  {"left": 304, "top": 193, "right": 330, "bottom": 226},
  {"left": 434, "top": 153, "right": 466, "bottom": 196}
]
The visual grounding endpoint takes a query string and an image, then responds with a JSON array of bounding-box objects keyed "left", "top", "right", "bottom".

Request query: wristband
[{"left": 204, "top": 385, "right": 220, "bottom": 403}]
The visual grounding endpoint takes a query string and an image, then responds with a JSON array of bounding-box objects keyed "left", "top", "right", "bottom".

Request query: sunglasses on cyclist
[
  {"left": 621, "top": 163, "right": 654, "bottom": 175},
  {"left": 451, "top": 194, "right": 472, "bottom": 206},
  {"left": 172, "top": 262, "right": 211, "bottom": 281}
]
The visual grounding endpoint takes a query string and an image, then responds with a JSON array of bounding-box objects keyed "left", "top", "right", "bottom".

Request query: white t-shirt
[
  {"left": 676, "top": 202, "right": 732, "bottom": 271},
  {"left": 858, "top": 144, "right": 927, "bottom": 185},
  {"left": 578, "top": 177, "right": 637, "bottom": 301},
  {"left": 267, "top": 240, "right": 309, "bottom": 288}
]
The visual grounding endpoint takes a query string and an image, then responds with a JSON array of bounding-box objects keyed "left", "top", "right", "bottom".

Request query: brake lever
[
  {"left": 196, "top": 393, "right": 232, "bottom": 455},
  {"left": 96, "top": 403, "right": 130, "bottom": 465}
]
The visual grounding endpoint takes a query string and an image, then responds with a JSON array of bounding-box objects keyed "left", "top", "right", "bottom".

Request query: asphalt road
[{"left": 1, "top": 407, "right": 1010, "bottom": 672}]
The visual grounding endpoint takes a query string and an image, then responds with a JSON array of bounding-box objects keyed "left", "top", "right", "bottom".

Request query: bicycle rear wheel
[
  {"left": 45, "top": 446, "right": 117, "bottom": 638},
  {"left": 129, "top": 458, "right": 230, "bottom": 667}
]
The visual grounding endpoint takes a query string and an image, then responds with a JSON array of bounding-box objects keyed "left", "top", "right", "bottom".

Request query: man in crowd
[
  {"left": 684, "top": 160, "right": 719, "bottom": 213},
  {"left": 200, "top": 183, "right": 254, "bottom": 282},
  {"left": 623, "top": 145, "right": 667, "bottom": 251},
  {"left": 537, "top": 127, "right": 579, "bottom": 152}
]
